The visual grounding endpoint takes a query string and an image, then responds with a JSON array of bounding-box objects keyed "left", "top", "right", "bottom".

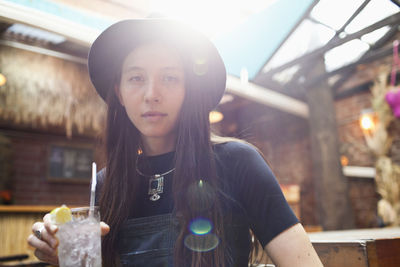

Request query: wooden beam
[
  {"left": 256, "top": 0, "right": 370, "bottom": 89},
  {"left": 334, "top": 81, "right": 373, "bottom": 100},
  {"left": 252, "top": 0, "right": 319, "bottom": 79},
  {"left": 0, "top": 0, "right": 101, "bottom": 46},
  {"left": 305, "top": 57, "right": 354, "bottom": 230},
  {"left": 305, "top": 0, "right": 370, "bottom": 90},
  {"left": 255, "top": 12, "right": 400, "bottom": 84},
  {"left": 307, "top": 43, "right": 397, "bottom": 88},
  {"left": 226, "top": 75, "right": 309, "bottom": 118},
  {"left": 390, "top": 0, "right": 400, "bottom": 7},
  {"left": 334, "top": 0, "right": 371, "bottom": 34},
  {"left": 331, "top": 24, "right": 398, "bottom": 92},
  {"left": 335, "top": 71, "right": 400, "bottom": 100},
  {"left": 0, "top": 39, "right": 87, "bottom": 64}
]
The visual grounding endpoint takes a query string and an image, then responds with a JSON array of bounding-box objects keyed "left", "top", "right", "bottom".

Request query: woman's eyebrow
[
  {"left": 123, "top": 66, "right": 182, "bottom": 72},
  {"left": 161, "top": 66, "right": 184, "bottom": 71},
  {"left": 123, "top": 66, "right": 143, "bottom": 73}
]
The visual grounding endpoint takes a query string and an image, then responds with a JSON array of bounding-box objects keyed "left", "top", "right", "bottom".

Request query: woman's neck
[{"left": 140, "top": 135, "right": 176, "bottom": 156}]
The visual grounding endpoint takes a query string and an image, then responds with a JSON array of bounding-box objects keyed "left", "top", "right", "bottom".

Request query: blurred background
[{"left": 0, "top": 0, "right": 399, "bottom": 266}]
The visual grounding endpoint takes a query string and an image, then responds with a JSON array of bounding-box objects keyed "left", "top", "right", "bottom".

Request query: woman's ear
[{"left": 114, "top": 85, "right": 125, "bottom": 106}]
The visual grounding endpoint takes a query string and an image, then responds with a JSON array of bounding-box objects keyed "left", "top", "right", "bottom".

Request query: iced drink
[{"left": 56, "top": 207, "right": 101, "bottom": 267}]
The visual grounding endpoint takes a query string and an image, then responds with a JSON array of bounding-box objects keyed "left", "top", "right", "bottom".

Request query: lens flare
[
  {"left": 193, "top": 57, "right": 208, "bottom": 76},
  {"left": 190, "top": 218, "right": 212, "bottom": 235},
  {"left": 184, "top": 233, "right": 219, "bottom": 252},
  {"left": 187, "top": 180, "right": 215, "bottom": 212}
]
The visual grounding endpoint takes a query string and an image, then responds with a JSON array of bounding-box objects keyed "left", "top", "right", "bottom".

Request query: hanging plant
[{"left": 367, "top": 45, "right": 400, "bottom": 226}]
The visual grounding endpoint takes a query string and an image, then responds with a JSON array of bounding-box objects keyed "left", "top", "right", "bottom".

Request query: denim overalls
[
  {"left": 116, "top": 212, "right": 251, "bottom": 266},
  {"left": 118, "top": 213, "right": 178, "bottom": 266}
]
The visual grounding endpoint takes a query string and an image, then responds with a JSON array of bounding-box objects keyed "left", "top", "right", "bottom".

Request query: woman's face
[{"left": 117, "top": 43, "right": 185, "bottom": 148}]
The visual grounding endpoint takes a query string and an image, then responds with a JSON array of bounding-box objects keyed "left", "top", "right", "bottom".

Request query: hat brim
[{"left": 88, "top": 19, "right": 226, "bottom": 110}]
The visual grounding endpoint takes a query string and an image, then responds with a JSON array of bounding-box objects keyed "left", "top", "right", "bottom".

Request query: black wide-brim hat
[{"left": 88, "top": 18, "right": 226, "bottom": 111}]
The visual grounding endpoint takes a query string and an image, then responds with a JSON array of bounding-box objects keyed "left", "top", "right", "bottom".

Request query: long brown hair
[
  {"left": 100, "top": 77, "right": 141, "bottom": 266},
  {"left": 99, "top": 48, "right": 229, "bottom": 266}
]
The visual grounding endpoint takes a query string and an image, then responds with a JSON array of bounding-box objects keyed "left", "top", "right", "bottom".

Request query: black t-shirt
[{"left": 97, "top": 141, "right": 298, "bottom": 248}]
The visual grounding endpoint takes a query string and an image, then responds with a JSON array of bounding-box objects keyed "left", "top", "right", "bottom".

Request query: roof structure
[{"left": 249, "top": 0, "right": 400, "bottom": 93}]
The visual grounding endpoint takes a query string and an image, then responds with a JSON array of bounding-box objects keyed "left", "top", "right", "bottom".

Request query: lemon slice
[{"left": 50, "top": 205, "right": 72, "bottom": 224}]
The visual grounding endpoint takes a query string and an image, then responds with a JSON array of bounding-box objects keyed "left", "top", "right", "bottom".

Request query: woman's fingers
[
  {"left": 28, "top": 214, "right": 59, "bottom": 265},
  {"left": 43, "top": 213, "right": 58, "bottom": 234},
  {"left": 28, "top": 229, "right": 58, "bottom": 265},
  {"left": 100, "top": 221, "right": 110, "bottom": 236},
  {"left": 34, "top": 247, "right": 59, "bottom": 265},
  {"left": 39, "top": 214, "right": 59, "bottom": 248},
  {"left": 27, "top": 233, "right": 55, "bottom": 256},
  {"left": 29, "top": 221, "right": 58, "bottom": 251}
]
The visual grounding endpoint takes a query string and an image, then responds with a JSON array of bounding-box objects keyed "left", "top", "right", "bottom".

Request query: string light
[
  {"left": 0, "top": 73, "right": 6, "bottom": 86},
  {"left": 209, "top": 111, "right": 224, "bottom": 124},
  {"left": 359, "top": 109, "right": 376, "bottom": 132}
]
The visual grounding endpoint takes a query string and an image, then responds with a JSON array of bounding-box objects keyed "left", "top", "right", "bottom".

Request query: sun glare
[{"left": 149, "top": 0, "right": 277, "bottom": 38}]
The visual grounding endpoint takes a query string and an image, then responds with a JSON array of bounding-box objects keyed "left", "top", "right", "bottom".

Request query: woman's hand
[
  {"left": 27, "top": 213, "right": 59, "bottom": 265},
  {"left": 27, "top": 213, "right": 110, "bottom": 265}
]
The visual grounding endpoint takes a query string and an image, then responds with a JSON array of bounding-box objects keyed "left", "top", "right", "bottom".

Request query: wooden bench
[
  {"left": 309, "top": 227, "right": 400, "bottom": 267},
  {"left": 251, "top": 227, "right": 400, "bottom": 266}
]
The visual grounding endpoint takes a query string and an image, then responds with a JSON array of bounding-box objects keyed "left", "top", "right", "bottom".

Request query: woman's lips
[{"left": 142, "top": 111, "right": 167, "bottom": 122}]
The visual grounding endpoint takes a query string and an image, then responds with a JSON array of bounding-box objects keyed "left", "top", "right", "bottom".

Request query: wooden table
[{"left": 309, "top": 227, "right": 400, "bottom": 267}]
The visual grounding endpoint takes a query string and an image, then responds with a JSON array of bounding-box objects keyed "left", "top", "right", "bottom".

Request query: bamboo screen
[
  {"left": 0, "top": 45, "right": 106, "bottom": 137},
  {"left": 0, "top": 211, "right": 44, "bottom": 262}
]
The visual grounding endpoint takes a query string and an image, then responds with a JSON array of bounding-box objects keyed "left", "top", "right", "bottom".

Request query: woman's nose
[{"left": 144, "top": 80, "right": 161, "bottom": 103}]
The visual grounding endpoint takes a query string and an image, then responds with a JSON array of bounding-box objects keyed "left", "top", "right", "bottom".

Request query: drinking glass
[{"left": 56, "top": 206, "right": 102, "bottom": 267}]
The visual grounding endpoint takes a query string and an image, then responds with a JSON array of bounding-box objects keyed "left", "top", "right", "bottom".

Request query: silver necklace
[{"left": 135, "top": 158, "right": 175, "bottom": 201}]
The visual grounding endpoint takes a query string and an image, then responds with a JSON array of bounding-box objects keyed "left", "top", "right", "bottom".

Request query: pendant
[{"left": 148, "top": 175, "right": 164, "bottom": 201}]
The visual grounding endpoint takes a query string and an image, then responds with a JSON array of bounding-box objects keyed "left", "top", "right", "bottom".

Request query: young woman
[{"left": 28, "top": 18, "right": 323, "bottom": 267}]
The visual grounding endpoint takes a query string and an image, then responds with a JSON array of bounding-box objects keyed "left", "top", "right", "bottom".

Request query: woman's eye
[
  {"left": 128, "top": 75, "right": 144, "bottom": 82},
  {"left": 163, "top": 75, "right": 179, "bottom": 83}
]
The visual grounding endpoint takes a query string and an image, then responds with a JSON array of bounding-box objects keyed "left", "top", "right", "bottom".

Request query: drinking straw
[{"left": 89, "top": 162, "right": 97, "bottom": 217}]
